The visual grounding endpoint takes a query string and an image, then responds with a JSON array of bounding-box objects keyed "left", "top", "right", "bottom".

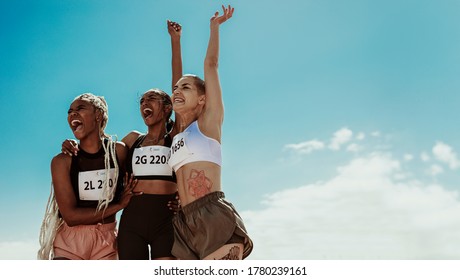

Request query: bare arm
[
  {"left": 201, "top": 5, "right": 234, "bottom": 138},
  {"left": 168, "top": 20, "right": 183, "bottom": 92},
  {"left": 51, "top": 144, "right": 136, "bottom": 226}
]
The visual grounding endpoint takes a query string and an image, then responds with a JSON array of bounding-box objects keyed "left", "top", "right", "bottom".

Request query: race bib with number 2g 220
[{"left": 132, "top": 146, "right": 172, "bottom": 176}]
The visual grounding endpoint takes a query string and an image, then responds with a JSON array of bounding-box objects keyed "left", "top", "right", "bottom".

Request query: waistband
[
  {"left": 63, "top": 221, "right": 117, "bottom": 231},
  {"left": 180, "top": 191, "right": 225, "bottom": 215}
]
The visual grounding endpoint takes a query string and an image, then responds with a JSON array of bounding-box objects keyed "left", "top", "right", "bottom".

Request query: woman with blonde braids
[{"left": 38, "top": 93, "right": 137, "bottom": 260}]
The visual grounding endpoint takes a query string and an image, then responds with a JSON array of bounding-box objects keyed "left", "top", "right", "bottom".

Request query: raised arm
[
  {"left": 168, "top": 20, "right": 183, "bottom": 92},
  {"left": 202, "top": 5, "right": 234, "bottom": 128}
]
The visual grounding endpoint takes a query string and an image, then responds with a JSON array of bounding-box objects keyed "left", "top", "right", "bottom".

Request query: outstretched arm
[
  {"left": 168, "top": 20, "right": 183, "bottom": 92},
  {"left": 202, "top": 5, "right": 234, "bottom": 134}
]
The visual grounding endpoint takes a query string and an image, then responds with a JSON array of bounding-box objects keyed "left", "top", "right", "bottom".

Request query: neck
[
  {"left": 79, "top": 135, "right": 103, "bottom": 154},
  {"left": 147, "top": 121, "right": 168, "bottom": 139},
  {"left": 143, "top": 122, "right": 168, "bottom": 146},
  {"left": 174, "top": 112, "right": 198, "bottom": 133}
]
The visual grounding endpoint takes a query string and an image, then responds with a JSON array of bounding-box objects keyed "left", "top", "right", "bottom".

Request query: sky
[{"left": 1, "top": 0, "right": 460, "bottom": 260}]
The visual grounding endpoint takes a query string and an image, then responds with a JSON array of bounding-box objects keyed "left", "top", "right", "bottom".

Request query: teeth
[
  {"left": 71, "top": 120, "right": 82, "bottom": 126},
  {"left": 143, "top": 108, "right": 153, "bottom": 119}
]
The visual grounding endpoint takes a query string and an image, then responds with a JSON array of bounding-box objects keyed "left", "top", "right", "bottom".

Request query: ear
[
  {"left": 198, "top": 95, "right": 206, "bottom": 105},
  {"left": 95, "top": 110, "right": 102, "bottom": 122}
]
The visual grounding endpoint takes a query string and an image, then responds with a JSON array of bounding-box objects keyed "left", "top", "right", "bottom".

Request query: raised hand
[
  {"left": 210, "top": 4, "right": 234, "bottom": 26},
  {"left": 167, "top": 20, "right": 182, "bottom": 38}
]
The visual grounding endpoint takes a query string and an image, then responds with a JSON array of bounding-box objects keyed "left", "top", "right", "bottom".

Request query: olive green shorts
[{"left": 172, "top": 191, "right": 253, "bottom": 259}]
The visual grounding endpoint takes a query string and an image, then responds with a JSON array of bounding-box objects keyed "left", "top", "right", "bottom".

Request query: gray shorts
[{"left": 172, "top": 191, "right": 253, "bottom": 259}]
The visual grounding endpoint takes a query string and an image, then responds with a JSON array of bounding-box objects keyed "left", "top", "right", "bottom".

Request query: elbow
[
  {"left": 60, "top": 213, "right": 84, "bottom": 227},
  {"left": 205, "top": 56, "right": 219, "bottom": 69},
  {"left": 62, "top": 218, "right": 79, "bottom": 227}
]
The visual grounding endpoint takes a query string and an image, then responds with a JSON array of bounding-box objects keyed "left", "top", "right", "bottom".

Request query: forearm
[
  {"left": 62, "top": 202, "right": 123, "bottom": 226},
  {"left": 205, "top": 26, "right": 220, "bottom": 69},
  {"left": 171, "top": 36, "right": 183, "bottom": 90}
]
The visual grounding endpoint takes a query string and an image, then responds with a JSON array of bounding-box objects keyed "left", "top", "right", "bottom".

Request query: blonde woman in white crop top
[{"left": 169, "top": 5, "right": 253, "bottom": 260}]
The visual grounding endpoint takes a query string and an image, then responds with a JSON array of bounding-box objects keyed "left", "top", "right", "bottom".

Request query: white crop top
[{"left": 168, "top": 121, "right": 222, "bottom": 171}]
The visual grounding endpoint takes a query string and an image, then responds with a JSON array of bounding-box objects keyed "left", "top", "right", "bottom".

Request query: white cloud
[
  {"left": 432, "top": 142, "right": 460, "bottom": 169},
  {"left": 428, "top": 164, "right": 444, "bottom": 176},
  {"left": 285, "top": 140, "right": 325, "bottom": 154},
  {"left": 346, "top": 143, "right": 361, "bottom": 152},
  {"left": 244, "top": 153, "right": 460, "bottom": 259},
  {"left": 329, "top": 128, "right": 353, "bottom": 150},
  {"left": 420, "top": 152, "right": 430, "bottom": 162},
  {"left": 403, "top": 154, "right": 414, "bottom": 161},
  {"left": 371, "top": 131, "right": 381, "bottom": 137},
  {"left": 356, "top": 132, "right": 365, "bottom": 141},
  {"left": 0, "top": 240, "right": 38, "bottom": 260}
]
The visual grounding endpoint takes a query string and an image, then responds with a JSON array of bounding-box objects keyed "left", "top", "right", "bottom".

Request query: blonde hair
[
  {"left": 37, "top": 184, "right": 62, "bottom": 260},
  {"left": 37, "top": 93, "right": 119, "bottom": 259}
]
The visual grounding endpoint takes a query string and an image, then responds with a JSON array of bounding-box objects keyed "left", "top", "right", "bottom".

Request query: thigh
[
  {"left": 117, "top": 228, "right": 150, "bottom": 260},
  {"left": 150, "top": 225, "right": 175, "bottom": 260},
  {"left": 203, "top": 243, "right": 244, "bottom": 260}
]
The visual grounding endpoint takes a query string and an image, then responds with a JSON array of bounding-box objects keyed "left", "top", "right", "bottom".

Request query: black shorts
[
  {"left": 117, "top": 193, "right": 176, "bottom": 259},
  {"left": 172, "top": 191, "right": 253, "bottom": 259}
]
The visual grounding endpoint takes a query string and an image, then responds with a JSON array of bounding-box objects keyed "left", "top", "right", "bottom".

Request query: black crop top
[{"left": 69, "top": 140, "right": 124, "bottom": 208}]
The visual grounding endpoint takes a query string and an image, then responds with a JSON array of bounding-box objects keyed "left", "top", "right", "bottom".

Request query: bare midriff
[
  {"left": 133, "top": 180, "right": 177, "bottom": 195},
  {"left": 174, "top": 161, "right": 221, "bottom": 206}
]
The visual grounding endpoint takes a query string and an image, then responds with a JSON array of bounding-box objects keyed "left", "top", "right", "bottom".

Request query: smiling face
[
  {"left": 172, "top": 76, "right": 205, "bottom": 114},
  {"left": 139, "top": 89, "right": 172, "bottom": 127},
  {"left": 67, "top": 99, "right": 100, "bottom": 140}
]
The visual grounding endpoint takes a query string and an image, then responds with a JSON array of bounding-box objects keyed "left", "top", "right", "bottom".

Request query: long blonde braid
[{"left": 37, "top": 184, "right": 63, "bottom": 260}]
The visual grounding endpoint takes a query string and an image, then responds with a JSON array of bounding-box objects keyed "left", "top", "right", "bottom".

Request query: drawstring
[{"left": 95, "top": 223, "right": 111, "bottom": 246}]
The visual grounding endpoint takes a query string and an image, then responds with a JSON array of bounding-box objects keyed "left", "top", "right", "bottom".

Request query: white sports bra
[{"left": 168, "top": 121, "right": 222, "bottom": 171}]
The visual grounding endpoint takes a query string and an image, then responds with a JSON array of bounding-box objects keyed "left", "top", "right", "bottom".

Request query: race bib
[
  {"left": 78, "top": 169, "right": 116, "bottom": 201},
  {"left": 170, "top": 132, "right": 192, "bottom": 161},
  {"left": 132, "top": 146, "right": 173, "bottom": 176}
]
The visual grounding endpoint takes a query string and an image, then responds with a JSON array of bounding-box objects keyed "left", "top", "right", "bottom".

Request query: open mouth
[
  {"left": 143, "top": 108, "right": 153, "bottom": 119},
  {"left": 173, "top": 97, "right": 185, "bottom": 104},
  {"left": 70, "top": 120, "right": 83, "bottom": 132}
]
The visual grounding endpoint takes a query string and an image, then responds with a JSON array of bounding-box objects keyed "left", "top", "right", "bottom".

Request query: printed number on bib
[
  {"left": 171, "top": 135, "right": 192, "bottom": 158},
  {"left": 78, "top": 169, "right": 116, "bottom": 201},
  {"left": 132, "top": 146, "right": 173, "bottom": 176}
]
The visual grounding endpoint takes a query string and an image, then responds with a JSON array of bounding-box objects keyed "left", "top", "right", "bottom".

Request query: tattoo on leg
[
  {"left": 187, "top": 169, "right": 212, "bottom": 198},
  {"left": 216, "top": 246, "right": 241, "bottom": 260}
]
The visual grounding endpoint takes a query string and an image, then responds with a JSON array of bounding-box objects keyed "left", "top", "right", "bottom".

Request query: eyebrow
[
  {"left": 68, "top": 104, "right": 87, "bottom": 113},
  {"left": 174, "top": 83, "right": 191, "bottom": 89}
]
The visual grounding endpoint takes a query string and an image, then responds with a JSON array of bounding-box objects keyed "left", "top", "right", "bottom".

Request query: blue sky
[{"left": 1, "top": 0, "right": 460, "bottom": 259}]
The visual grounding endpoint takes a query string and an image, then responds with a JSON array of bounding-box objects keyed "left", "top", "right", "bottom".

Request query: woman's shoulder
[
  {"left": 51, "top": 152, "right": 72, "bottom": 171},
  {"left": 121, "top": 130, "right": 143, "bottom": 148}
]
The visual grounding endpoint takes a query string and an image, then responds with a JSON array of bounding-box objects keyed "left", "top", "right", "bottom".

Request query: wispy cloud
[
  {"left": 284, "top": 140, "right": 325, "bottom": 154},
  {"left": 420, "top": 152, "right": 430, "bottom": 162},
  {"left": 329, "top": 127, "right": 353, "bottom": 150},
  {"left": 432, "top": 142, "right": 460, "bottom": 170},
  {"left": 428, "top": 164, "right": 444, "bottom": 176},
  {"left": 244, "top": 153, "right": 460, "bottom": 259}
]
